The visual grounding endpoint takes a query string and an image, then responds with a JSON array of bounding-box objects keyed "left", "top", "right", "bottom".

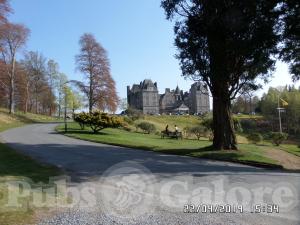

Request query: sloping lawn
[
  {"left": 139, "top": 115, "right": 201, "bottom": 131},
  {"left": 57, "top": 122, "right": 281, "bottom": 168},
  {"left": 280, "top": 144, "right": 300, "bottom": 157},
  {"left": 0, "top": 143, "right": 61, "bottom": 225},
  {"left": 0, "top": 108, "right": 62, "bottom": 132}
]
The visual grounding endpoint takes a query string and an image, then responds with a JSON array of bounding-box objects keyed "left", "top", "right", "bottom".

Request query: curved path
[{"left": 1, "top": 123, "right": 300, "bottom": 225}]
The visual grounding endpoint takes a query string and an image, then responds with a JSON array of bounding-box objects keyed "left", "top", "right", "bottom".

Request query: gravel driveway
[{"left": 1, "top": 123, "right": 299, "bottom": 225}]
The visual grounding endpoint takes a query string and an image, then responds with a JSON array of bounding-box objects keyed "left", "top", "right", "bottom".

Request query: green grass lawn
[
  {"left": 0, "top": 108, "right": 62, "bottom": 225},
  {"left": 139, "top": 115, "right": 201, "bottom": 131},
  {"left": 0, "top": 143, "right": 61, "bottom": 182},
  {"left": 57, "top": 122, "right": 281, "bottom": 168},
  {"left": 0, "top": 143, "right": 61, "bottom": 225},
  {"left": 0, "top": 108, "right": 62, "bottom": 132},
  {"left": 280, "top": 144, "right": 300, "bottom": 157}
]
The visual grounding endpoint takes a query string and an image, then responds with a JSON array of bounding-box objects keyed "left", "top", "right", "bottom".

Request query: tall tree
[
  {"left": 280, "top": 0, "right": 300, "bottom": 81},
  {"left": 161, "top": 0, "right": 282, "bottom": 150},
  {"left": 22, "top": 51, "right": 47, "bottom": 114},
  {"left": 63, "top": 86, "right": 83, "bottom": 118},
  {"left": 0, "top": 23, "right": 29, "bottom": 113},
  {"left": 57, "top": 72, "right": 67, "bottom": 117},
  {"left": 46, "top": 59, "right": 59, "bottom": 116},
  {"left": 0, "top": 0, "right": 10, "bottom": 106},
  {"left": 75, "top": 33, "right": 118, "bottom": 113}
]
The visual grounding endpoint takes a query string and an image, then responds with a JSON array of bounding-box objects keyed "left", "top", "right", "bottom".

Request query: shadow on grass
[
  {"left": 57, "top": 127, "right": 111, "bottom": 135},
  {"left": 158, "top": 145, "right": 215, "bottom": 155},
  {"left": 55, "top": 126, "right": 283, "bottom": 170},
  {"left": 0, "top": 143, "right": 61, "bottom": 182}
]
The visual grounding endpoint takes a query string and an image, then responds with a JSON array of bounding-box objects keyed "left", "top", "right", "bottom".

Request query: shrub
[
  {"left": 121, "top": 122, "right": 132, "bottom": 132},
  {"left": 270, "top": 132, "right": 288, "bottom": 146},
  {"left": 240, "top": 119, "right": 257, "bottom": 132},
  {"left": 201, "top": 116, "right": 213, "bottom": 130},
  {"left": 247, "top": 133, "right": 263, "bottom": 144},
  {"left": 74, "top": 112, "right": 123, "bottom": 133},
  {"left": 137, "top": 122, "right": 156, "bottom": 134},
  {"left": 74, "top": 112, "right": 89, "bottom": 130},
  {"left": 201, "top": 116, "right": 242, "bottom": 133},
  {"left": 155, "top": 131, "right": 161, "bottom": 136},
  {"left": 262, "top": 131, "right": 273, "bottom": 140},
  {"left": 125, "top": 108, "right": 144, "bottom": 121},
  {"left": 183, "top": 126, "right": 192, "bottom": 139},
  {"left": 189, "top": 125, "right": 208, "bottom": 140},
  {"left": 233, "top": 118, "right": 243, "bottom": 133},
  {"left": 123, "top": 116, "right": 134, "bottom": 125}
]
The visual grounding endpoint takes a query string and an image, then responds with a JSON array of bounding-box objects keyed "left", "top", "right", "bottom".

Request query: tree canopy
[
  {"left": 161, "top": 0, "right": 299, "bottom": 150},
  {"left": 75, "top": 33, "right": 118, "bottom": 113}
]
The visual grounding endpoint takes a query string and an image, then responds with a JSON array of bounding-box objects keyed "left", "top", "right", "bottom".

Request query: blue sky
[{"left": 9, "top": 0, "right": 299, "bottom": 102}]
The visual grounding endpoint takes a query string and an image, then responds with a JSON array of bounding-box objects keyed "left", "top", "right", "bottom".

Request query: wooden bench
[{"left": 161, "top": 131, "right": 183, "bottom": 140}]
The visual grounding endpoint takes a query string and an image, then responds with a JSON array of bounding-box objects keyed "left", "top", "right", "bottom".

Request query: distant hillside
[{"left": 0, "top": 108, "right": 61, "bottom": 132}]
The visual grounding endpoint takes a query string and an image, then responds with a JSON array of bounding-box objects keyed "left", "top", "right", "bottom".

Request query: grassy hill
[
  {"left": 137, "top": 115, "right": 201, "bottom": 131},
  {"left": 0, "top": 108, "right": 61, "bottom": 132},
  {"left": 127, "top": 114, "right": 250, "bottom": 144}
]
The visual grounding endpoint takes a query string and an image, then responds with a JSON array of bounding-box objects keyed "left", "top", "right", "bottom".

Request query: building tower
[{"left": 189, "top": 82, "right": 210, "bottom": 114}]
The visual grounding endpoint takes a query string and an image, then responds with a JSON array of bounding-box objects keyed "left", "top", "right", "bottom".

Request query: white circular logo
[{"left": 99, "top": 161, "right": 155, "bottom": 220}]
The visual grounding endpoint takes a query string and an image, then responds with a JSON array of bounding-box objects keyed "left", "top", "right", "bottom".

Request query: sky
[{"left": 9, "top": 0, "right": 299, "bottom": 103}]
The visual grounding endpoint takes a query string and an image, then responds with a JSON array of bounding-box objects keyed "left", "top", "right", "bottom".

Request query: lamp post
[
  {"left": 64, "top": 87, "right": 68, "bottom": 132},
  {"left": 62, "top": 79, "right": 77, "bottom": 132},
  {"left": 63, "top": 81, "right": 71, "bottom": 133}
]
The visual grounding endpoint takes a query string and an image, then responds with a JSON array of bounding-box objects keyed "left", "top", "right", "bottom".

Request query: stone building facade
[
  {"left": 127, "top": 79, "right": 210, "bottom": 115},
  {"left": 127, "top": 79, "right": 159, "bottom": 114}
]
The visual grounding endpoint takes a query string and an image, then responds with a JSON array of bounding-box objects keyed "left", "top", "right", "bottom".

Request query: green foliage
[
  {"left": 247, "top": 133, "right": 263, "bottom": 144},
  {"left": 201, "top": 115, "right": 242, "bottom": 133},
  {"left": 121, "top": 122, "right": 132, "bottom": 132},
  {"left": 261, "top": 87, "right": 300, "bottom": 135},
  {"left": 189, "top": 125, "right": 209, "bottom": 140},
  {"left": 123, "top": 116, "right": 134, "bottom": 125},
  {"left": 233, "top": 118, "right": 243, "bottom": 133},
  {"left": 201, "top": 116, "right": 213, "bottom": 131},
  {"left": 136, "top": 122, "right": 156, "bottom": 134},
  {"left": 240, "top": 119, "right": 257, "bottom": 132},
  {"left": 270, "top": 132, "right": 288, "bottom": 146},
  {"left": 125, "top": 107, "right": 144, "bottom": 121},
  {"left": 74, "top": 112, "right": 123, "bottom": 133},
  {"left": 280, "top": 1, "right": 300, "bottom": 81},
  {"left": 162, "top": 0, "right": 282, "bottom": 149},
  {"left": 182, "top": 126, "right": 192, "bottom": 139},
  {"left": 74, "top": 112, "right": 89, "bottom": 130}
]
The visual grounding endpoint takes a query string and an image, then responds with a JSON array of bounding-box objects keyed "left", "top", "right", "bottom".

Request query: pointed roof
[{"left": 175, "top": 85, "right": 180, "bottom": 94}]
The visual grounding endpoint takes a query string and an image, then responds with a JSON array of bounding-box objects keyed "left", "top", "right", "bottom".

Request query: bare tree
[
  {"left": 46, "top": 59, "right": 59, "bottom": 116},
  {"left": 0, "top": 22, "right": 29, "bottom": 113},
  {"left": 22, "top": 51, "right": 47, "bottom": 114},
  {"left": 75, "top": 33, "right": 118, "bottom": 113},
  {"left": 0, "top": 0, "right": 11, "bottom": 24}
]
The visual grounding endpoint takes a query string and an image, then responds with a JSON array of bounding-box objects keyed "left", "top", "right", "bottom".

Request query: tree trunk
[
  {"left": 9, "top": 75, "right": 14, "bottom": 114},
  {"left": 35, "top": 91, "right": 38, "bottom": 114},
  {"left": 24, "top": 82, "right": 29, "bottom": 113},
  {"left": 208, "top": 29, "right": 237, "bottom": 150},
  {"left": 9, "top": 58, "right": 16, "bottom": 114},
  {"left": 89, "top": 71, "right": 93, "bottom": 113},
  {"left": 212, "top": 90, "right": 237, "bottom": 150}
]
